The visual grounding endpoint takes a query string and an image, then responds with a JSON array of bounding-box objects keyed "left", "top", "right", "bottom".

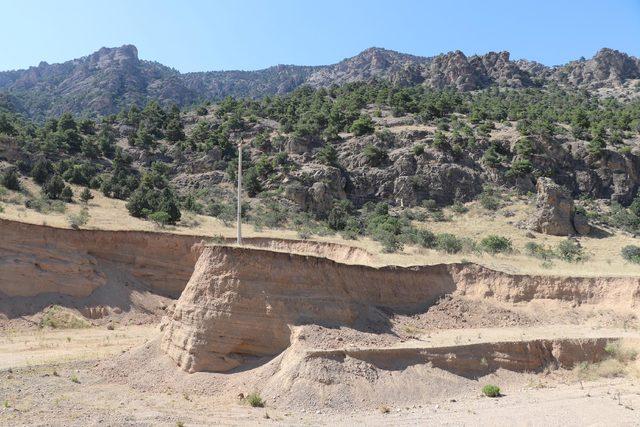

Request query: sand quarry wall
[
  {"left": 0, "top": 219, "right": 375, "bottom": 299},
  {"left": 162, "top": 245, "right": 640, "bottom": 373}
]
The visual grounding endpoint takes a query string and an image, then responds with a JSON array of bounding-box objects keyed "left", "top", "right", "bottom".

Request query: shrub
[
  {"left": 246, "top": 392, "right": 265, "bottom": 408},
  {"left": 414, "top": 228, "right": 437, "bottom": 248},
  {"left": 60, "top": 186, "right": 74, "bottom": 203},
  {"left": 479, "top": 187, "right": 501, "bottom": 211},
  {"left": 79, "top": 188, "right": 94, "bottom": 204},
  {"left": 350, "top": 116, "right": 375, "bottom": 136},
  {"left": 380, "top": 232, "right": 404, "bottom": 253},
  {"left": 43, "top": 175, "right": 66, "bottom": 199},
  {"left": 412, "top": 143, "right": 425, "bottom": 156},
  {"left": 621, "top": 245, "right": 640, "bottom": 264},
  {"left": 317, "top": 143, "right": 338, "bottom": 166},
  {"left": 436, "top": 233, "right": 463, "bottom": 254},
  {"left": 480, "top": 235, "right": 513, "bottom": 254},
  {"left": 524, "top": 242, "right": 555, "bottom": 260},
  {"left": 506, "top": 159, "right": 533, "bottom": 177},
  {"left": 67, "top": 207, "right": 90, "bottom": 230},
  {"left": 149, "top": 211, "right": 171, "bottom": 227},
  {"left": 482, "top": 384, "right": 501, "bottom": 398},
  {"left": 450, "top": 201, "right": 469, "bottom": 214},
  {"left": 555, "top": 239, "right": 587, "bottom": 263},
  {"left": 327, "top": 200, "right": 354, "bottom": 231},
  {"left": 363, "top": 144, "right": 388, "bottom": 166},
  {"left": 1, "top": 168, "right": 20, "bottom": 191}
]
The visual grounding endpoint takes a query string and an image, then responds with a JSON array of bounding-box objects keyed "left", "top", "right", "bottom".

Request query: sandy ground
[
  {"left": 0, "top": 325, "right": 157, "bottom": 370},
  {"left": 2, "top": 178, "right": 640, "bottom": 277},
  {"left": 1, "top": 324, "right": 640, "bottom": 426}
]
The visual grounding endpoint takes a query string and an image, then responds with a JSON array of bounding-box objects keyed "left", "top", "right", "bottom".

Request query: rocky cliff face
[
  {"left": 553, "top": 48, "right": 640, "bottom": 88},
  {"left": 2, "top": 45, "right": 637, "bottom": 119},
  {"left": 161, "top": 245, "right": 640, "bottom": 373}
]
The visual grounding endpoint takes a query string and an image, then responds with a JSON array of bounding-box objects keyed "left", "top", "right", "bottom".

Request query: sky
[{"left": 1, "top": 0, "right": 639, "bottom": 72}]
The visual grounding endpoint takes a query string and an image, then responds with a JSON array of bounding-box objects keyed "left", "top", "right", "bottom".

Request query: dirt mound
[{"left": 161, "top": 245, "right": 640, "bottom": 373}]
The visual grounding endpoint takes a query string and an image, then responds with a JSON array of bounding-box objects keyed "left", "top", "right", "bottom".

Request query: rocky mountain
[{"left": 0, "top": 45, "right": 638, "bottom": 119}]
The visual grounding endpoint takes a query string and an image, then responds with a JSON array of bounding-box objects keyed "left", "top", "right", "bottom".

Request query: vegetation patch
[
  {"left": 40, "top": 306, "right": 90, "bottom": 329},
  {"left": 482, "top": 384, "right": 501, "bottom": 397}
]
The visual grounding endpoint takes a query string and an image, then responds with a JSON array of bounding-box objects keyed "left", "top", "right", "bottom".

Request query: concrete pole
[{"left": 236, "top": 141, "right": 243, "bottom": 245}]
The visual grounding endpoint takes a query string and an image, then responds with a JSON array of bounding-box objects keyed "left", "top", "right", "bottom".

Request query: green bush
[
  {"left": 317, "top": 143, "right": 338, "bottom": 166},
  {"left": 482, "top": 384, "right": 501, "bottom": 398},
  {"left": 480, "top": 235, "right": 513, "bottom": 254},
  {"left": 380, "top": 232, "right": 404, "bottom": 253},
  {"left": 555, "top": 239, "right": 587, "bottom": 263},
  {"left": 60, "top": 186, "right": 74, "bottom": 203},
  {"left": 79, "top": 188, "right": 94, "bottom": 204},
  {"left": 149, "top": 211, "right": 171, "bottom": 227},
  {"left": 436, "top": 233, "right": 463, "bottom": 254},
  {"left": 412, "top": 144, "right": 425, "bottom": 156},
  {"left": 67, "top": 207, "right": 90, "bottom": 230},
  {"left": 450, "top": 201, "right": 469, "bottom": 214},
  {"left": 246, "top": 392, "right": 265, "bottom": 408},
  {"left": 43, "top": 175, "right": 66, "bottom": 199},
  {"left": 479, "top": 187, "right": 501, "bottom": 211},
  {"left": 524, "top": 242, "right": 555, "bottom": 260},
  {"left": 363, "top": 144, "right": 388, "bottom": 166},
  {"left": 1, "top": 168, "right": 20, "bottom": 191},
  {"left": 621, "top": 245, "right": 640, "bottom": 264},
  {"left": 414, "top": 228, "right": 437, "bottom": 248},
  {"left": 350, "top": 116, "right": 375, "bottom": 136}
]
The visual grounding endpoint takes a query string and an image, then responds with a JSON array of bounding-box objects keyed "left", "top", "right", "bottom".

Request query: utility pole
[{"left": 236, "top": 140, "right": 243, "bottom": 245}]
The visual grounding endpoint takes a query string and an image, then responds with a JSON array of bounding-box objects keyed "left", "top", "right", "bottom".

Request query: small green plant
[
  {"left": 176, "top": 422, "right": 185, "bottom": 427},
  {"left": 79, "top": 187, "right": 94, "bottom": 204},
  {"left": 246, "top": 392, "right": 265, "bottom": 408},
  {"left": 67, "top": 207, "right": 90, "bottom": 230},
  {"left": 621, "top": 245, "right": 640, "bottom": 264},
  {"left": 436, "top": 233, "right": 463, "bottom": 254},
  {"left": 149, "top": 211, "right": 171, "bottom": 227},
  {"left": 450, "top": 201, "right": 469, "bottom": 214},
  {"left": 480, "top": 235, "right": 513, "bottom": 254},
  {"left": 555, "top": 239, "right": 587, "bottom": 263},
  {"left": 3, "top": 400, "right": 9, "bottom": 408},
  {"left": 482, "top": 384, "right": 501, "bottom": 397},
  {"left": 524, "top": 242, "right": 555, "bottom": 260},
  {"left": 479, "top": 187, "right": 501, "bottom": 211},
  {"left": 70, "top": 374, "right": 80, "bottom": 384}
]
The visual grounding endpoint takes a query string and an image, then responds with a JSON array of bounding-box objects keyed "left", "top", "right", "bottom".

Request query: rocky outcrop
[
  {"left": 553, "top": 48, "right": 640, "bottom": 88},
  {"left": 529, "top": 177, "right": 590, "bottom": 235},
  {"left": 161, "top": 245, "right": 640, "bottom": 373},
  {"left": 3, "top": 45, "right": 638, "bottom": 119}
]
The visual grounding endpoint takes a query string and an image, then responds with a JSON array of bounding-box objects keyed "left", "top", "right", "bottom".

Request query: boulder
[{"left": 529, "top": 177, "right": 590, "bottom": 236}]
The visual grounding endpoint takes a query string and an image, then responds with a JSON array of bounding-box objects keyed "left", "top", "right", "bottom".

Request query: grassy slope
[{"left": 2, "top": 178, "right": 640, "bottom": 277}]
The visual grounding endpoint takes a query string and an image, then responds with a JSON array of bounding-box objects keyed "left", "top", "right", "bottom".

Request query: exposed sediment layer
[
  {"left": 0, "top": 219, "right": 375, "bottom": 300},
  {"left": 162, "top": 245, "right": 640, "bottom": 373},
  {"left": 0, "top": 219, "right": 205, "bottom": 298}
]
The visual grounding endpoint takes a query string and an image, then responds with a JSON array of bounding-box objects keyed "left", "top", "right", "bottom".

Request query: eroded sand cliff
[{"left": 161, "top": 245, "right": 640, "bottom": 373}]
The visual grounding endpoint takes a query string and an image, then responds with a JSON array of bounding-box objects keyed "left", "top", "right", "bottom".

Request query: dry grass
[
  {"left": 2, "top": 177, "right": 640, "bottom": 276},
  {"left": 574, "top": 339, "right": 640, "bottom": 380}
]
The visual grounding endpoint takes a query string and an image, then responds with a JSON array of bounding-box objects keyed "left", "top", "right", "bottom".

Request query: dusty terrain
[{"left": 2, "top": 216, "right": 640, "bottom": 425}]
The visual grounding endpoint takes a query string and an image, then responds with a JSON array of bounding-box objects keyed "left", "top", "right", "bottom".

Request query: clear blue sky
[{"left": 1, "top": 0, "right": 639, "bottom": 72}]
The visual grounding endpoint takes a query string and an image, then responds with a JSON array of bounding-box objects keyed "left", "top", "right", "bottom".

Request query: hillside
[
  {"left": 1, "top": 76, "right": 640, "bottom": 271},
  {"left": 1, "top": 45, "right": 640, "bottom": 119}
]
